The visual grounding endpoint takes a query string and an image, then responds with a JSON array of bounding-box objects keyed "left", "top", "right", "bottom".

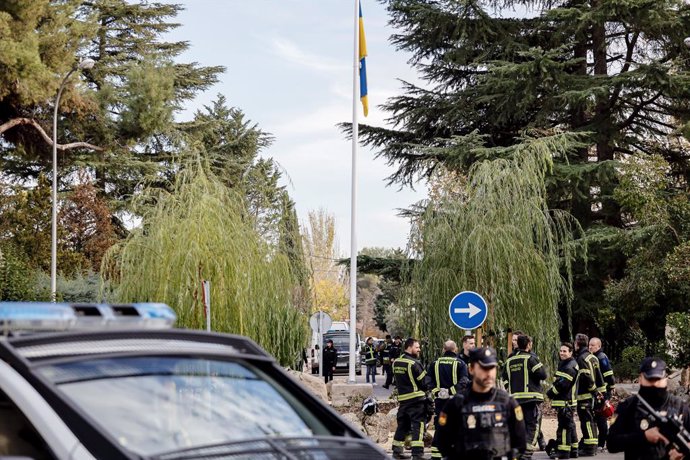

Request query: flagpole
[{"left": 348, "top": 0, "right": 359, "bottom": 385}]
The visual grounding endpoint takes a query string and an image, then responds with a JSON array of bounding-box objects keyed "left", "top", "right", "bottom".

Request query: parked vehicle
[{"left": 0, "top": 302, "right": 387, "bottom": 459}]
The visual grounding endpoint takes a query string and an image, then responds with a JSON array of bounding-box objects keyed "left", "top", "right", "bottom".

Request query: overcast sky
[{"left": 162, "top": 1, "right": 427, "bottom": 254}]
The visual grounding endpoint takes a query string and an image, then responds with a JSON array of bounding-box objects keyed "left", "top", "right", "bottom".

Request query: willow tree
[
  {"left": 102, "top": 159, "right": 307, "bottom": 366},
  {"left": 406, "top": 133, "right": 586, "bottom": 362}
]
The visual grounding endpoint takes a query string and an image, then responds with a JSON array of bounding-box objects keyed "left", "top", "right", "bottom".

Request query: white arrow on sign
[{"left": 454, "top": 302, "right": 481, "bottom": 318}]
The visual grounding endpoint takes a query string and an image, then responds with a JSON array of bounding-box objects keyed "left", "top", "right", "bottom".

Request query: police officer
[
  {"left": 393, "top": 337, "right": 432, "bottom": 460},
  {"left": 428, "top": 340, "right": 470, "bottom": 459},
  {"left": 574, "top": 333, "right": 604, "bottom": 456},
  {"left": 502, "top": 334, "right": 547, "bottom": 459},
  {"left": 435, "top": 347, "right": 527, "bottom": 460},
  {"left": 380, "top": 335, "right": 394, "bottom": 389},
  {"left": 589, "top": 337, "right": 615, "bottom": 450},
  {"left": 608, "top": 357, "right": 690, "bottom": 460},
  {"left": 362, "top": 336, "right": 378, "bottom": 384},
  {"left": 322, "top": 339, "right": 338, "bottom": 384},
  {"left": 545, "top": 342, "right": 579, "bottom": 459}
]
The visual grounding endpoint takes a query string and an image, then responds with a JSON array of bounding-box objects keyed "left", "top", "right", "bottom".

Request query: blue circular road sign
[{"left": 448, "top": 291, "right": 488, "bottom": 330}]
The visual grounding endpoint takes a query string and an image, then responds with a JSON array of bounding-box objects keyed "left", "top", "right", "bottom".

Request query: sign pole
[{"left": 318, "top": 311, "right": 323, "bottom": 378}]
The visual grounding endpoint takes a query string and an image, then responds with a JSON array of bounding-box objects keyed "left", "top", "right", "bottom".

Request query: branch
[{"left": 0, "top": 117, "right": 104, "bottom": 152}]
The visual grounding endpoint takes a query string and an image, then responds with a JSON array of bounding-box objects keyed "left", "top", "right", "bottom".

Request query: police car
[{"left": 0, "top": 302, "right": 389, "bottom": 459}]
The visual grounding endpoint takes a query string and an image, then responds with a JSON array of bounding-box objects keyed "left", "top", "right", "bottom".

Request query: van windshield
[{"left": 324, "top": 335, "right": 354, "bottom": 351}]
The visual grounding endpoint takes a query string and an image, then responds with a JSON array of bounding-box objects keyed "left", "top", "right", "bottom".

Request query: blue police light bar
[{"left": 0, "top": 302, "right": 177, "bottom": 335}]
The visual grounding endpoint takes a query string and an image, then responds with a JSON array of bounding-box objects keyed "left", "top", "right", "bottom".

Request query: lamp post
[{"left": 51, "top": 58, "right": 95, "bottom": 302}]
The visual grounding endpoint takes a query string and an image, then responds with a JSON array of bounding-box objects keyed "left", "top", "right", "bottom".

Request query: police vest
[
  {"left": 458, "top": 389, "right": 512, "bottom": 457},
  {"left": 504, "top": 351, "right": 544, "bottom": 403},
  {"left": 363, "top": 345, "right": 377, "bottom": 365},
  {"left": 393, "top": 355, "right": 427, "bottom": 402}
]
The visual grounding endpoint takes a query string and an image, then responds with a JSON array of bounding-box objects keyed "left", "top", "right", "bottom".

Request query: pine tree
[{"left": 362, "top": 0, "right": 690, "bottom": 343}]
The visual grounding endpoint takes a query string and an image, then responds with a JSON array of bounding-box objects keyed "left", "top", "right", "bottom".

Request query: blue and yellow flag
[{"left": 359, "top": 1, "right": 368, "bottom": 117}]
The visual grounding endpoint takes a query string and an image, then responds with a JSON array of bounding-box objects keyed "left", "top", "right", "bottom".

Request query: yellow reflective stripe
[
  {"left": 409, "top": 361, "right": 419, "bottom": 393},
  {"left": 419, "top": 422, "right": 424, "bottom": 443},
  {"left": 513, "top": 392, "right": 544, "bottom": 400},
  {"left": 452, "top": 360, "right": 458, "bottom": 385},
  {"left": 434, "top": 360, "right": 441, "bottom": 391},
  {"left": 577, "top": 394, "right": 593, "bottom": 400},
  {"left": 417, "top": 370, "right": 427, "bottom": 381},
  {"left": 603, "top": 370, "right": 614, "bottom": 377},
  {"left": 398, "top": 391, "right": 425, "bottom": 401},
  {"left": 551, "top": 387, "right": 560, "bottom": 395},
  {"left": 392, "top": 440, "right": 405, "bottom": 447},
  {"left": 551, "top": 400, "right": 566, "bottom": 406},
  {"left": 596, "top": 385, "right": 607, "bottom": 392},
  {"left": 555, "top": 371, "right": 573, "bottom": 381},
  {"left": 532, "top": 362, "right": 543, "bottom": 372}
]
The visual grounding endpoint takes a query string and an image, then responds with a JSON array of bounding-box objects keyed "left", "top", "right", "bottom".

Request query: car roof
[{"left": 0, "top": 329, "right": 273, "bottom": 365}]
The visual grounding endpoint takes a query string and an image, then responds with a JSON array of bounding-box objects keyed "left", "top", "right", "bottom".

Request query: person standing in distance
[
  {"left": 574, "top": 333, "right": 604, "bottom": 456},
  {"left": 428, "top": 340, "right": 470, "bottom": 459},
  {"left": 608, "top": 357, "right": 690, "bottom": 460},
  {"left": 361, "top": 336, "right": 378, "bottom": 385},
  {"left": 322, "top": 339, "right": 337, "bottom": 384},
  {"left": 458, "top": 334, "right": 475, "bottom": 366},
  {"left": 392, "top": 337, "right": 432, "bottom": 460},
  {"left": 502, "top": 334, "right": 547, "bottom": 459},
  {"left": 380, "top": 335, "right": 394, "bottom": 389},
  {"left": 545, "top": 342, "right": 579, "bottom": 459},
  {"left": 435, "top": 347, "right": 527, "bottom": 460},
  {"left": 589, "top": 336, "right": 616, "bottom": 451}
]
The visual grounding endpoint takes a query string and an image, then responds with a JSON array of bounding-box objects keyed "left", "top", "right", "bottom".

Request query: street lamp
[{"left": 51, "top": 58, "right": 95, "bottom": 302}]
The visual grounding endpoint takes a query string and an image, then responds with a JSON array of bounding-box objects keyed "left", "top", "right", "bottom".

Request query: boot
[
  {"left": 569, "top": 449, "right": 579, "bottom": 458},
  {"left": 392, "top": 446, "right": 410, "bottom": 459},
  {"left": 411, "top": 454, "right": 429, "bottom": 460},
  {"left": 545, "top": 439, "right": 557, "bottom": 458}
]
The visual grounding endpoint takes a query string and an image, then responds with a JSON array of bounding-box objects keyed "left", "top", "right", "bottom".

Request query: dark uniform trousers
[
  {"left": 393, "top": 400, "right": 427, "bottom": 456},
  {"left": 520, "top": 401, "right": 542, "bottom": 457},
  {"left": 383, "top": 363, "right": 393, "bottom": 387},
  {"left": 555, "top": 406, "right": 577, "bottom": 458},
  {"left": 577, "top": 399, "right": 598, "bottom": 451}
]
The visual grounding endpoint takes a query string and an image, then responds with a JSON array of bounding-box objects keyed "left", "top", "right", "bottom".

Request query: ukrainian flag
[{"left": 359, "top": 1, "right": 368, "bottom": 117}]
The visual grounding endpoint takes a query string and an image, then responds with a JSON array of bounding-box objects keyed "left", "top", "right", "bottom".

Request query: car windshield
[
  {"left": 325, "top": 335, "right": 351, "bottom": 351},
  {"left": 38, "top": 356, "right": 327, "bottom": 456}
]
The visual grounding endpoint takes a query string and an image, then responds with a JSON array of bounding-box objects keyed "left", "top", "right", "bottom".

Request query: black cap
[
  {"left": 469, "top": 347, "right": 498, "bottom": 368},
  {"left": 326, "top": 339, "right": 333, "bottom": 344},
  {"left": 639, "top": 357, "right": 667, "bottom": 379}
]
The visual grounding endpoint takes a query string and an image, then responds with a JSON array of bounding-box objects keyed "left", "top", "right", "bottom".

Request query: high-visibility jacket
[
  {"left": 379, "top": 341, "right": 392, "bottom": 364},
  {"left": 361, "top": 345, "right": 377, "bottom": 365},
  {"left": 575, "top": 348, "right": 603, "bottom": 400},
  {"left": 593, "top": 349, "right": 615, "bottom": 393},
  {"left": 393, "top": 352, "right": 431, "bottom": 403},
  {"left": 502, "top": 350, "right": 547, "bottom": 404},
  {"left": 427, "top": 351, "right": 469, "bottom": 398},
  {"left": 546, "top": 356, "right": 578, "bottom": 407}
]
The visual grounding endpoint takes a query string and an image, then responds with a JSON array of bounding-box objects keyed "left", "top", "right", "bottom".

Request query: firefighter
[
  {"left": 380, "top": 335, "right": 394, "bottom": 389},
  {"left": 608, "top": 357, "right": 690, "bottom": 460},
  {"left": 322, "top": 339, "right": 338, "bottom": 384},
  {"left": 428, "top": 340, "right": 470, "bottom": 459},
  {"left": 574, "top": 333, "right": 604, "bottom": 457},
  {"left": 435, "top": 347, "right": 527, "bottom": 460},
  {"left": 392, "top": 337, "right": 432, "bottom": 460},
  {"left": 545, "top": 342, "right": 579, "bottom": 459},
  {"left": 589, "top": 336, "right": 616, "bottom": 450},
  {"left": 502, "top": 334, "right": 547, "bottom": 459}
]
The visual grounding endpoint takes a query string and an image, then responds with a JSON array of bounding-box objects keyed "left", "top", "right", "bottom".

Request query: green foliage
[
  {"left": 0, "top": 243, "right": 35, "bottom": 301},
  {"left": 406, "top": 132, "right": 586, "bottom": 363},
  {"left": 103, "top": 159, "right": 307, "bottom": 366},
  {"left": 614, "top": 345, "right": 646, "bottom": 382},
  {"left": 666, "top": 312, "right": 690, "bottom": 370},
  {"left": 355, "top": 0, "right": 690, "bottom": 354}
]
